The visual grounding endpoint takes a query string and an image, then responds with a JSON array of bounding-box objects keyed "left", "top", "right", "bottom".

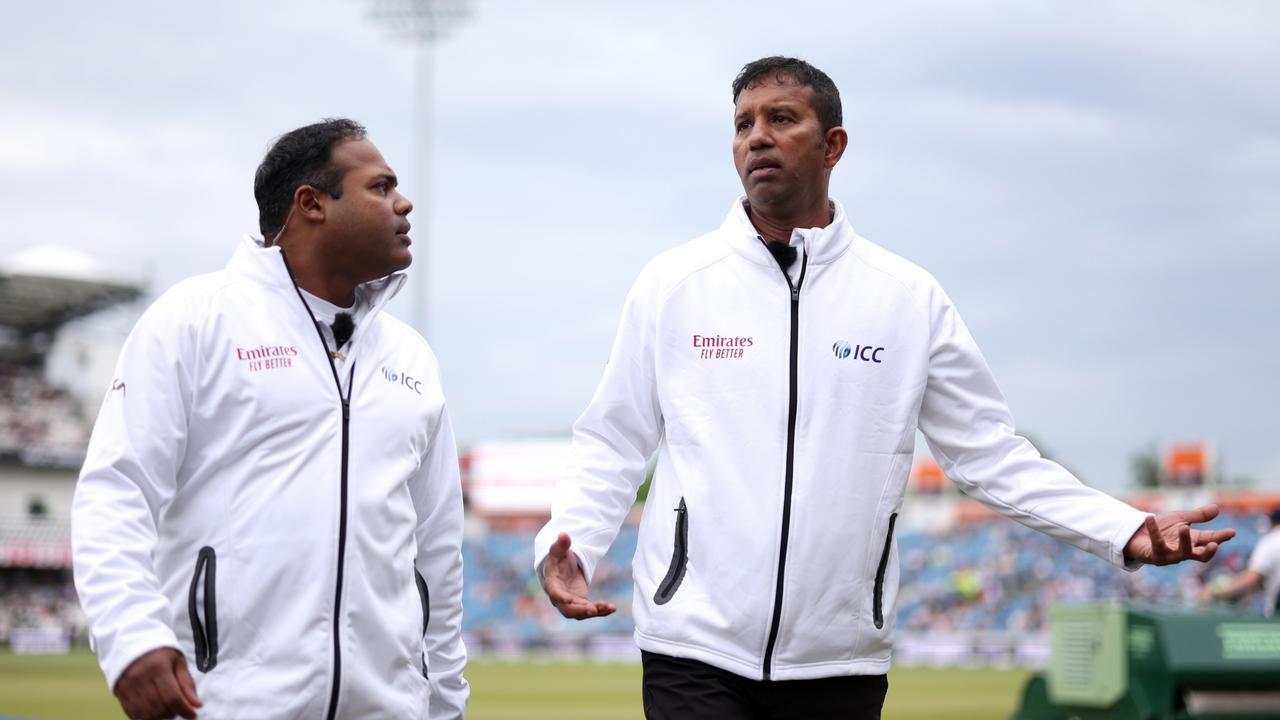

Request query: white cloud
[
  {"left": 901, "top": 92, "right": 1138, "bottom": 146},
  {"left": 0, "top": 111, "right": 132, "bottom": 173},
  {"left": 1220, "top": 138, "right": 1280, "bottom": 174}
]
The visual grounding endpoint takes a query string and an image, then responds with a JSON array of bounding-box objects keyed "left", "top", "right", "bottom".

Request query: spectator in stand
[
  {"left": 1201, "top": 508, "right": 1280, "bottom": 617},
  {"left": 0, "top": 362, "right": 91, "bottom": 460}
]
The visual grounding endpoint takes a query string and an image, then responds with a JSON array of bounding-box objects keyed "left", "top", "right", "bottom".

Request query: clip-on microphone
[{"left": 332, "top": 312, "right": 355, "bottom": 351}]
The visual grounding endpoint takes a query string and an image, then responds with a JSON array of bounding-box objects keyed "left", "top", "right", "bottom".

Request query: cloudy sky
[{"left": 2, "top": 1, "right": 1277, "bottom": 490}]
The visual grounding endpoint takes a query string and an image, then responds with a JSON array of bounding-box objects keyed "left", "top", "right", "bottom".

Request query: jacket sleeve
[
  {"left": 71, "top": 290, "right": 194, "bottom": 688},
  {"left": 532, "top": 268, "right": 664, "bottom": 583},
  {"left": 410, "top": 402, "right": 469, "bottom": 719},
  {"left": 916, "top": 282, "right": 1148, "bottom": 570}
]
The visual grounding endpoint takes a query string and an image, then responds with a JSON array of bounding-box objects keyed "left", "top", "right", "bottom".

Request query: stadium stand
[
  {"left": 894, "top": 510, "right": 1261, "bottom": 635},
  {"left": 0, "top": 244, "right": 142, "bottom": 652},
  {"left": 463, "top": 527, "right": 639, "bottom": 656},
  {"left": 0, "top": 568, "right": 84, "bottom": 652},
  {"left": 455, "top": 508, "right": 1265, "bottom": 664},
  {"left": 0, "top": 500, "right": 1271, "bottom": 662},
  {"left": 0, "top": 361, "right": 92, "bottom": 467}
]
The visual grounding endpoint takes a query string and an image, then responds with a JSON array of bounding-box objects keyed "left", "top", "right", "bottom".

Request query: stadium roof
[{"left": 0, "top": 245, "right": 143, "bottom": 333}]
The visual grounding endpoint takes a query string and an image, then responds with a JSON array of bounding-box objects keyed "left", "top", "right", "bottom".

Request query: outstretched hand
[
  {"left": 1123, "top": 504, "right": 1235, "bottom": 566},
  {"left": 542, "top": 533, "right": 617, "bottom": 620}
]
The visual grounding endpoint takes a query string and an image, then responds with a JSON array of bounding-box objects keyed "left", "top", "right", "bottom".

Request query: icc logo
[
  {"left": 382, "top": 366, "right": 423, "bottom": 395},
  {"left": 833, "top": 341, "right": 884, "bottom": 363}
]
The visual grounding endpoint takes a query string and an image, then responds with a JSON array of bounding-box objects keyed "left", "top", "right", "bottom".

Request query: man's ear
[
  {"left": 823, "top": 127, "right": 848, "bottom": 169},
  {"left": 296, "top": 185, "right": 326, "bottom": 223}
]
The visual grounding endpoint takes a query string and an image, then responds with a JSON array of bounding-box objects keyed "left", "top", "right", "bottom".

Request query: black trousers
[{"left": 641, "top": 650, "right": 888, "bottom": 720}]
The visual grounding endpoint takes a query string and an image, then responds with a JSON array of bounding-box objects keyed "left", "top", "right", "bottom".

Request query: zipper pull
[
  {"left": 342, "top": 399, "right": 350, "bottom": 422},
  {"left": 792, "top": 250, "right": 808, "bottom": 302}
]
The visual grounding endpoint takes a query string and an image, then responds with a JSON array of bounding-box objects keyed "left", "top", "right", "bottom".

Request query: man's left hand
[{"left": 1123, "top": 504, "right": 1235, "bottom": 566}]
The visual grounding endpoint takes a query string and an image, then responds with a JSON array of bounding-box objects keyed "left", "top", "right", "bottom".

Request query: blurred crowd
[
  {"left": 0, "top": 570, "right": 85, "bottom": 647},
  {"left": 460, "top": 508, "right": 1266, "bottom": 649},
  {"left": 0, "top": 509, "right": 1268, "bottom": 653},
  {"left": 0, "top": 363, "right": 91, "bottom": 465},
  {"left": 462, "top": 529, "right": 639, "bottom": 654},
  {"left": 896, "top": 509, "right": 1263, "bottom": 633}
]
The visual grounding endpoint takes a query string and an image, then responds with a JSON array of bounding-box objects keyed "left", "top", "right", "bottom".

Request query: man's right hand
[
  {"left": 114, "top": 647, "right": 202, "bottom": 720},
  {"left": 542, "top": 533, "right": 617, "bottom": 620}
]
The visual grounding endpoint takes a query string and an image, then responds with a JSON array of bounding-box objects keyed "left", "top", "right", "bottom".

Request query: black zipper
[
  {"left": 761, "top": 242, "right": 807, "bottom": 680},
  {"left": 325, "top": 388, "right": 352, "bottom": 720},
  {"left": 653, "top": 497, "right": 689, "bottom": 605},
  {"left": 873, "top": 513, "right": 898, "bottom": 629},
  {"left": 279, "top": 251, "right": 355, "bottom": 720},
  {"left": 414, "top": 567, "right": 430, "bottom": 679},
  {"left": 187, "top": 546, "right": 218, "bottom": 673}
]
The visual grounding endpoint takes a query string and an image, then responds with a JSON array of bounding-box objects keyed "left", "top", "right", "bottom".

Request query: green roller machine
[{"left": 1013, "top": 603, "right": 1280, "bottom": 719}]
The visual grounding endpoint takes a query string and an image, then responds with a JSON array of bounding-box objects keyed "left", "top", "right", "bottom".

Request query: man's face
[
  {"left": 322, "top": 138, "right": 414, "bottom": 282},
  {"left": 732, "top": 77, "right": 831, "bottom": 215}
]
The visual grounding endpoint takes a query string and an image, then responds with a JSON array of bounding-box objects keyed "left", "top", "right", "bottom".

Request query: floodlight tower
[{"left": 365, "top": 0, "right": 472, "bottom": 334}]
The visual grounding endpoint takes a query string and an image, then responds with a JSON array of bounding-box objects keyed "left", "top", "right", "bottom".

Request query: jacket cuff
[
  {"left": 427, "top": 674, "right": 470, "bottom": 720},
  {"left": 101, "top": 631, "right": 182, "bottom": 690},
  {"left": 571, "top": 547, "right": 594, "bottom": 585},
  {"left": 1110, "top": 507, "right": 1151, "bottom": 573},
  {"left": 534, "top": 548, "right": 592, "bottom": 584}
]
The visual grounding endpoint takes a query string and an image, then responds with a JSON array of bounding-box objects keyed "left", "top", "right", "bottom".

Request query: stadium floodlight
[
  {"left": 365, "top": 0, "right": 471, "bottom": 42},
  {"left": 363, "top": 0, "right": 473, "bottom": 334}
]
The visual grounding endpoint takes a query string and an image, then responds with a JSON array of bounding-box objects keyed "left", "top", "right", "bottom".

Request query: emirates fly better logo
[
  {"left": 692, "top": 333, "right": 753, "bottom": 360},
  {"left": 235, "top": 344, "right": 299, "bottom": 372}
]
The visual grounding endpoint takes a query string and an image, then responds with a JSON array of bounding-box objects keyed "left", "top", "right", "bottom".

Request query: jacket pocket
[
  {"left": 187, "top": 546, "right": 218, "bottom": 672},
  {"left": 872, "top": 513, "right": 897, "bottom": 630},
  {"left": 414, "top": 566, "right": 429, "bottom": 679},
  {"left": 653, "top": 497, "right": 688, "bottom": 605}
]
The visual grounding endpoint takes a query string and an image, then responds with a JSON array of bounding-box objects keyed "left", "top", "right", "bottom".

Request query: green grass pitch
[{"left": 0, "top": 650, "right": 1031, "bottom": 719}]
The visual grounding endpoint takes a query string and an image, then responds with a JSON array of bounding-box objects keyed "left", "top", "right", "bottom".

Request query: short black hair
[
  {"left": 254, "top": 118, "right": 367, "bottom": 242},
  {"left": 732, "top": 56, "right": 843, "bottom": 133}
]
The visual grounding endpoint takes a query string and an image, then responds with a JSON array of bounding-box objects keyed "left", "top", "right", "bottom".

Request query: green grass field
[{"left": 0, "top": 650, "right": 1031, "bottom": 719}]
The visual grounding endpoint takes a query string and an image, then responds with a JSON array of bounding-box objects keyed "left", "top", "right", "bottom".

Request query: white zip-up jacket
[
  {"left": 73, "top": 238, "right": 468, "bottom": 719},
  {"left": 535, "top": 198, "right": 1148, "bottom": 681}
]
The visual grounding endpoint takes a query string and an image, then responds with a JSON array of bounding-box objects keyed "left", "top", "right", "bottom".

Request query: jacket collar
[
  {"left": 227, "top": 236, "right": 408, "bottom": 323},
  {"left": 721, "top": 196, "right": 855, "bottom": 268}
]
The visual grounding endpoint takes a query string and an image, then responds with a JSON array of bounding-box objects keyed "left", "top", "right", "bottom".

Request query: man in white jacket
[
  {"left": 534, "top": 57, "right": 1234, "bottom": 718},
  {"left": 73, "top": 119, "right": 468, "bottom": 720}
]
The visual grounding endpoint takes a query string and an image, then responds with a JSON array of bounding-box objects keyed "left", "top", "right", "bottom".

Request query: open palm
[
  {"left": 541, "top": 533, "right": 617, "bottom": 620},
  {"left": 1124, "top": 504, "right": 1235, "bottom": 566}
]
